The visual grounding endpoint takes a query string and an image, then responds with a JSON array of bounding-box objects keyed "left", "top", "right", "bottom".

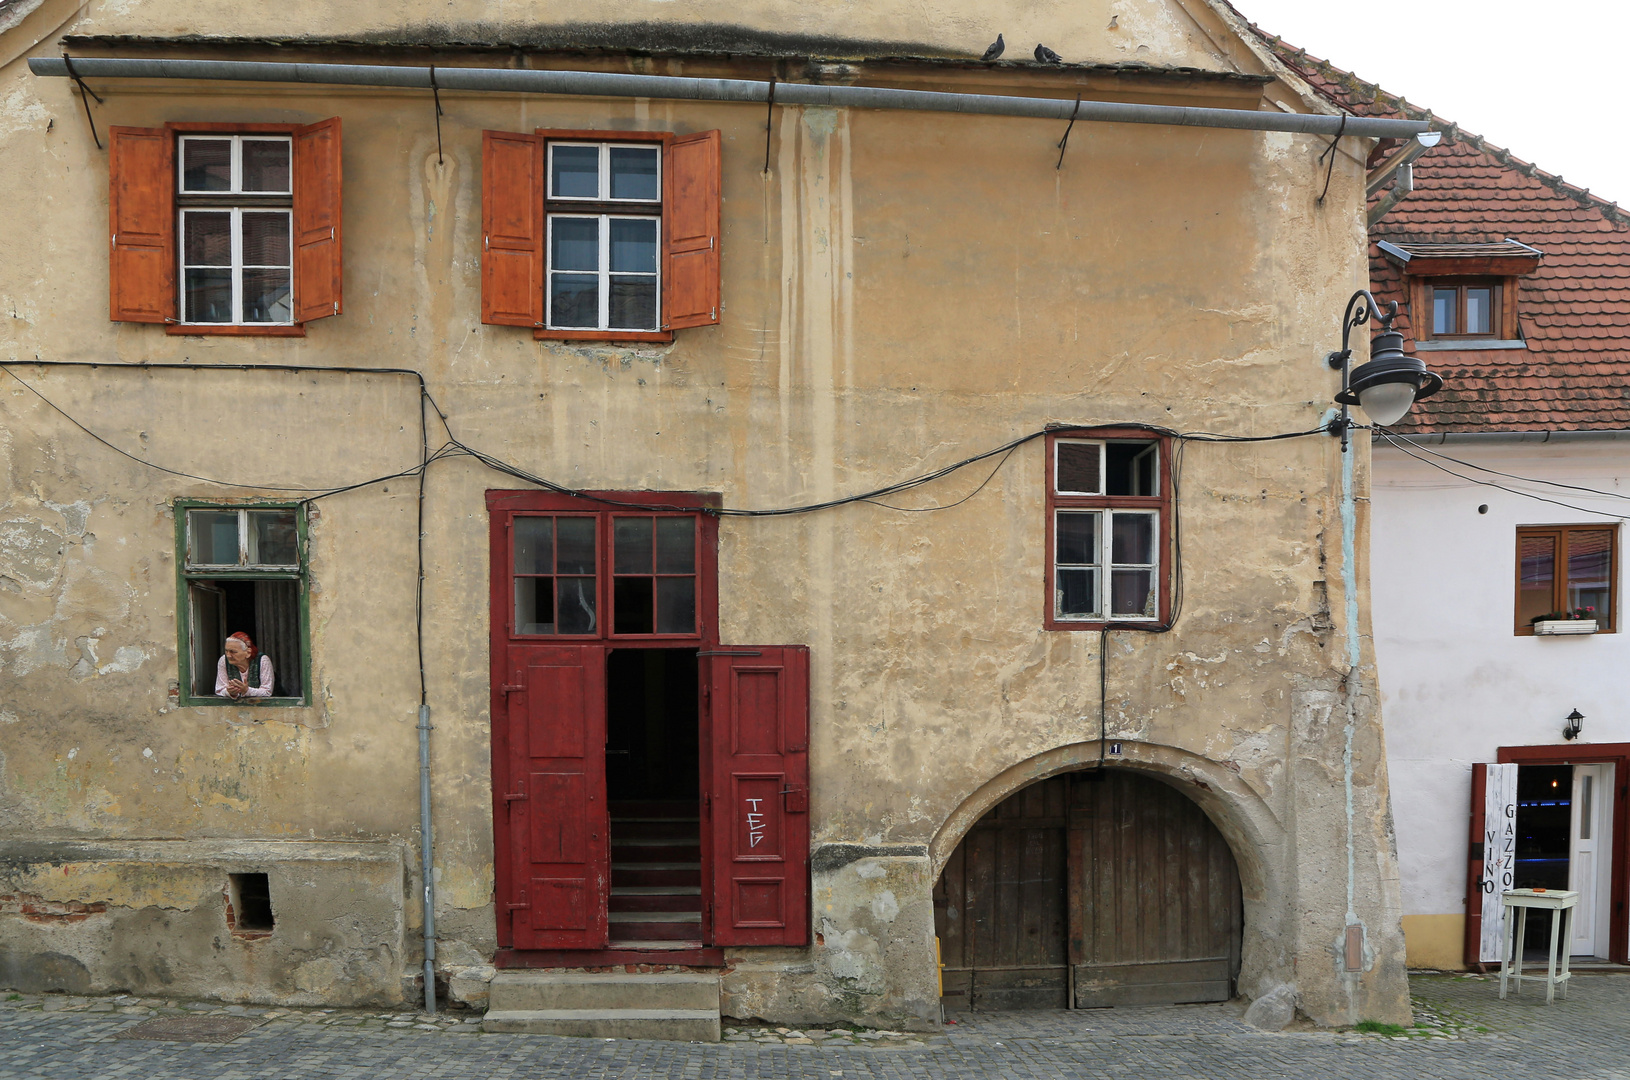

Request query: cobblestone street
[{"left": 3, "top": 973, "right": 1628, "bottom": 1079}]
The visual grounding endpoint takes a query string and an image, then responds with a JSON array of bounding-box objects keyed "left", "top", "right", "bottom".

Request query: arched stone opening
[{"left": 930, "top": 742, "right": 1287, "bottom": 1009}]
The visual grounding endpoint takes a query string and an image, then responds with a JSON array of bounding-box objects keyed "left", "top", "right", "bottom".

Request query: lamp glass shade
[{"left": 1357, "top": 381, "right": 1417, "bottom": 426}]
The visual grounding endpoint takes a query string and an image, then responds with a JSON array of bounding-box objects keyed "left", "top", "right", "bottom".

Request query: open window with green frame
[{"left": 175, "top": 501, "right": 310, "bottom": 705}]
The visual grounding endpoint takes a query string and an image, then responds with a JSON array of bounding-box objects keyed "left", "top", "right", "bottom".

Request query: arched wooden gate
[{"left": 933, "top": 769, "right": 1242, "bottom": 1009}]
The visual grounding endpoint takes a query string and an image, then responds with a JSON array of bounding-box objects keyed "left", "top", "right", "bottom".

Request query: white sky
[{"left": 1232, "top": 0, "right": 1627, "bottom": 206}]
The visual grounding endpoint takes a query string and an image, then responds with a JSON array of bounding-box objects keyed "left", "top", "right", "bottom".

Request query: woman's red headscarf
[{"left": 226, "top": 631, "right": 256, "bottom": 660}]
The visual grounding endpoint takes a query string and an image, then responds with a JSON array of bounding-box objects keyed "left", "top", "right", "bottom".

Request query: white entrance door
[{"left": 1568, "top": 764, "right": 1614, "bottom": 958}]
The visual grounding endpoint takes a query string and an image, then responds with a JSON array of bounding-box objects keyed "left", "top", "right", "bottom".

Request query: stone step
[
  {"left": 609, "top": 891, "right": 703, "bottom": 913},
  {"left": 488, "top": 970, "right": 721, "bottom": 1013},
  {"left": 482, "top": 1009, "right": 720, "bottom": 1041},
  {"left": 612, "top": 862, "right": 701, "bottom": 888},
  {"left": 612, "top": 840, "right": 702, "bottom": 862}
]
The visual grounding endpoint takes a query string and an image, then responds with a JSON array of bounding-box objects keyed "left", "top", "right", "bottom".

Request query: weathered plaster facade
[{"left": 1, "top": 0, "right": 1409, "bottom": 1028}]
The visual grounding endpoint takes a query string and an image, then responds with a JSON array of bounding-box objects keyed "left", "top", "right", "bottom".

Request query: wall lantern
[
  {"left": 1563, "top": 709, "right": 1585, "bottom": 741},
  {"left": 1327, "top": 290, "right": 1444, "bottom": 449}
]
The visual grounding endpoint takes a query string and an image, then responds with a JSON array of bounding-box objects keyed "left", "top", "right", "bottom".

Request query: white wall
[{"left": 1371, "top": 438, "right": 1629, "bottom": 917}]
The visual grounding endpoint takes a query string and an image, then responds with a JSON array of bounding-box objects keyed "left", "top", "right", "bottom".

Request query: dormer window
[
  {"left": 1376, "top": 238, "right": 1541, "bottom": 350},
  {"left": 1430, "top": 280, "right": 1499, "bottom": 339}
]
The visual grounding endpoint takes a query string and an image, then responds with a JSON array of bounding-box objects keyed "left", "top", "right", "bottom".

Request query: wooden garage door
[
  {"left": 1068, "top": 771, "right": 1241, "bottom": 1006},
  {"left": 934, "top": 770, "right": 1241, "bottom": 1011}
]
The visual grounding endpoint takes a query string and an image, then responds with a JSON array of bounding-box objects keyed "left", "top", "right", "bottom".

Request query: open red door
[
  {"left": 501, "top": 644, "right": 609, "bottom": 950},
  {"left": 705, "top": 646, "right": 810, "bottom": 946}
]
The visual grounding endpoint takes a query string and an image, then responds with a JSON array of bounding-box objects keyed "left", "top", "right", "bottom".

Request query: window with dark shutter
[
  {"left": 107, "top": 120, "right": 343, "bottom": 335},
  {"left": 480, "top": 128, "right": 722, "bottom": 342}
]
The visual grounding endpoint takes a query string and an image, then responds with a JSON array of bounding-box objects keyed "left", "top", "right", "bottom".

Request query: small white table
[{"left": 1499, "top": 888, "right": 1578, "bottom": 1004}]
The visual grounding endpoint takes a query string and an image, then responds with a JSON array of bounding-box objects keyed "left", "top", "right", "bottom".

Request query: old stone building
[{"left": 0, "top": 0, "right": 1430, "bottom": 1035}]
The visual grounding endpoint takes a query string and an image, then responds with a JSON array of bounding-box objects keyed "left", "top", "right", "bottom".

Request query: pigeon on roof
[{"left": 981, "top": 34, "right": 1004, "bottom": 61}]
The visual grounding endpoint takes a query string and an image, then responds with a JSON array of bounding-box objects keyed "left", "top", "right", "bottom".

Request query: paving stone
[{"left": 1, "top": 973, "right": 1627, "bottom": 1078}]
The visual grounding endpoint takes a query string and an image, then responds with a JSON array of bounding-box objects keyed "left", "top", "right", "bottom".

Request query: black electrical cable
[
  {"left": 1375, "top": 428, "right": 1627, "bottom": 522},
  {"left": 1376, "top": 427, "right": 1630, "bottom": 504}
]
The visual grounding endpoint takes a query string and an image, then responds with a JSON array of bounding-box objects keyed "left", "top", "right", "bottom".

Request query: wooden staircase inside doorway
[{"left": 609, "top": 800, "right": 702, "bottom": 949}]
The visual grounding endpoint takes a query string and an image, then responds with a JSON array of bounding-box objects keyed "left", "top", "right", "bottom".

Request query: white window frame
[
  {"left": 185, "top": 507, "right": 302, "bottom": 571},
  {"left": 1053, "top": 508, "right": 1162, "bottom": 623},
  {"left": 1054, "top": 439, "right": 1160, "bottom": 497},
  {"left": 545, "top": 213, "right": 663, "bottom": 332},
  {"left": 177, "top": 134, "right": 293, "bottom": 196},
  {"left": 546, "top": 141, "right": 662, "bottom": 203},
  {"left": 177, "top": 134, "right": 294, "bottom": 326},
  {"left": 179, "top": 207, "right": 294, "bottom": 326}
]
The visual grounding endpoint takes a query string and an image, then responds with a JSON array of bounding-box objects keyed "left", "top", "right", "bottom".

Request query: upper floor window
[
  {"left": 546, "top": 141, "right": 662, "bottom": 332},
  {"left": 179, "top": 135, "right": 294, "bottom": 326},
  {"left": 108, "top": 120, "right": 342, "bottom": 336},
  {"left": 177, "top": 502, "right": 309, "bottom": 706},
  {"left": 489, "top": 491, "right": 719, "bottom": 641},
  {"left": 481, "top": 129, "right": 721, "bottom": 343},
  {"left": 1045, "top": 431, "right": 1171, "bottom": 629},
  {"left": 1516, "top": 524, "right": 1617, "bottom": 634},
  {"left": 1430, "top": 280, "right": 1500, "bottom": 339}
]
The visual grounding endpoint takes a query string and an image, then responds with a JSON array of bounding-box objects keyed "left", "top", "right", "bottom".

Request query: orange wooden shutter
[
  {"left": 663, "top": 130, "right": 721, "bottom": 329},
  {"left": 108, "top": 126, "right": 175, "bottom": 323},
  {"left": 292, "top": 117, "right": 343, "bottom": 322},
  {"left": 481, "top": 131, "right": 545, "bottom": 327}
]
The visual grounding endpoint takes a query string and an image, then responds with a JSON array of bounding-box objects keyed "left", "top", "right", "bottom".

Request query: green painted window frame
[{"left": 173, "top": 498, "right": 311, "bottom": 707}]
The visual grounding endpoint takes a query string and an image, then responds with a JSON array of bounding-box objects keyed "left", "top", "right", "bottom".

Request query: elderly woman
[{"left": 217, "top": 631, "right": 274, "bottom": 699}]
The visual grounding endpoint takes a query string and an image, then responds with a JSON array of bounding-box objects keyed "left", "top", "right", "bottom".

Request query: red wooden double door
[{"left": 487, "top": 491, "right": 810, "bottom": 954}]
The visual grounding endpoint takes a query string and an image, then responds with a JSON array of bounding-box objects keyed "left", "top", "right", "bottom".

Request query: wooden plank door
[
  {"left": 500, "top": 644, "right": 609, "bottom": 950},
  {"left": 1066, "top": 771, "right": 1241, "bottom": 1006},
  {"left": 704, "top": 646, "right": 810, "bottom": 946},
  {"left": 932, "top": 776, "right": 1070, "bottom": 1010}
]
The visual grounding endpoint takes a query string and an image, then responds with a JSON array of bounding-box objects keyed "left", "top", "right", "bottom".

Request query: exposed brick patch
[{"left": 0, "top": 892, "right": 109, "bottom": 923}]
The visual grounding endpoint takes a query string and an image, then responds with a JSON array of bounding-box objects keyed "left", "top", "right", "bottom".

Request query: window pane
[
  {"left": 1107, "top": 441, "right": 1158, "bottom": 496},
  {"left": 1056, "top": 511, "right": 1097, "bottom": 566},
  {"left": 1056, "top": 441, "right": 1101, "bottom": 494},
  {"left": 614, "top": 517, "right": 654, "bottom": 574},
  {"left": 551, "top": 145, "right": 600, "bottom": 198},
  {"left": 609, "top": 276, "right": 658, "bottom": 330},
  {"left": 247, "top": 510, "right": 299, "bottom": 565},
  {"left": 1581, "top": 775, "right": 1593, "bottom": 840},
  {"left": 242, "top": 269, "right": 293, "bottom": 323},
  {"left": 550, "top": 274, "right": 599, "bottom": 328},
  {"left": 1111, "top": 512, "right": 1156, "bottom": 565},
  {"left": 1465, "top": 288, "right": 1493, "bottom": 335},
  {"left": 242, "top": 212, "right": 291, "bottom": 266},
  {"left": 1567, "top": 529, "right": 1613, "bottom": 623},
  {"left": 1056, "top": 568, "right": 1098, "bottom": 618},
  {"left": 1110, "top": 569, "right": 1156, "bottom": 617},
  {"left": 557, "top": 577, "right": 597, "bottom": 634},
  {"left": 656, "top": 577, "right": 696, "bottom": 634},
  {"left": 184, "top": 212, "right": 232, "bottom": 266},
  {"left": 190, "top": 511, "right": 240, "bottom": 565},
  {"left": 614, "top": 576, "right": 654, "bottom": 634},
  {"left": 184, "top": 269, "right": 233, "bottom": 323},
  {"left": 609, "top": 218, "right": 658, "bottom": 273},
  {"left": 515, "top": 577, "right": 555, "bottom": 634},
  {"left": 609, "top": 146, "right": 660, "bottom": 201},
  {"left": 241, "top": 139, "right": 291, "bottom": 193},
  {"left": 556, "top": 517, "right": 596, "bottom": 574},
  {"left": 655, "top": 517, "right": 695, "bottom": 573},
  {"left": 551, "top": 217, "right": 599, "bottom": 271},
  {"left": 182, "top": 138, "right": 232, "bottom": 192},
  {"left": 514, "top": 517, "right": 553, "bottom": 575},
  {"left": 1518, "top": 533, "right": 1557, "bottom": 624},
  {"left": 1433, "top": 288, "right": 1456, "bottom": 335}
]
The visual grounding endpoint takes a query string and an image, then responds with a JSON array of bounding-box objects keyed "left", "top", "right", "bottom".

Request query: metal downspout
[
  {"left": 27, "top": 56, "right": 1432, "bottom": 140},
  {"left": 418, "top": 703, "right": 436, "bottom": 1014}
]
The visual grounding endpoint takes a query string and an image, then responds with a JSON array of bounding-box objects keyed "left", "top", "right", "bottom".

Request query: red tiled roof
[{"left": 1232, "top": 8, "right": 1630, "bottom": 433}]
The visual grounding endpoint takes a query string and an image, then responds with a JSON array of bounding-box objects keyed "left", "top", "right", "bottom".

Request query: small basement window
[{"left": 227, "top": 872, "right": 274, "bottom": 934}]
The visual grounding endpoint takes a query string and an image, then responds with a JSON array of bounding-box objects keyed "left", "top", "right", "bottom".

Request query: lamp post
[{"left": 1327, "top": 289, "right": 1444, "bottom": 450}]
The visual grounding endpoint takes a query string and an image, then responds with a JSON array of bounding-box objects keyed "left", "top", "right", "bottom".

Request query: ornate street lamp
[{"left": 1327, "top": 290, "right": 1444, "bottom": 449}]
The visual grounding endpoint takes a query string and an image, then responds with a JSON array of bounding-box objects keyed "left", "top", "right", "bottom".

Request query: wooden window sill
[
  {"left": 535, "top": 328, "right": 674, "bottom": 344},
  {"left": 167, "top": 323, "right": 307, "bottom": 337}
]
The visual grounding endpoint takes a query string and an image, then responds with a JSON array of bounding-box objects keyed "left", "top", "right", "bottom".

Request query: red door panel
[
  {"left": 505, "top": 645, "right": 608, "bottom": 950},
  {"left": 706, "top": 646, "right": 810, "bottom": 946}
]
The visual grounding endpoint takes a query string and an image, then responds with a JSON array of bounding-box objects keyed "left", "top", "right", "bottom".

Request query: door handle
[{"left": 502, "top": 683, "right": 525, "bottom": 694}]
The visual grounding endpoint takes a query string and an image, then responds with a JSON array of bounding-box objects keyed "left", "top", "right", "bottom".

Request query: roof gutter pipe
[
  {"left": 28, "top": 56, "right": 1432, "bottom": 139},
  {"left": 1376, "top": 429, "right": 1630, "bottom": 446},
  {"left": 1366, "top": 130, "right": 1440, "bottom": 197}
]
